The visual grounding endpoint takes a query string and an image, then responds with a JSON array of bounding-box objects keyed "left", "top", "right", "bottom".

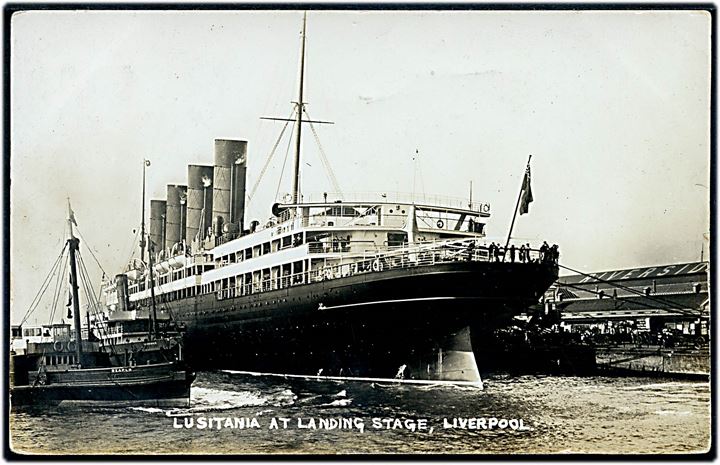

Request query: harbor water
[{"left": 9, "top": 371, "right": 710, "bottom": 455}]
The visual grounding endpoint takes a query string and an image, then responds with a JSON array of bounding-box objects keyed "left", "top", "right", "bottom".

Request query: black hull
[
  {"left": 162, "top": 261, "right": 557, "bottom": 381},
  {"left": 11, "top": 379, "right": 193, "bottom": 407},
  {"left": 10, "top": 362, "right": 195, "bottom": 408}
]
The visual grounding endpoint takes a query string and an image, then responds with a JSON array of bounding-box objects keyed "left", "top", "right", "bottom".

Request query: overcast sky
[{"left": 10, "top": 9, "right": 711, "bottom": 324}]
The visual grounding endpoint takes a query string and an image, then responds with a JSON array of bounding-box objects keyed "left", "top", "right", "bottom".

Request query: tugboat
[
  {"left": 10, "top": 202, "right": 195, "bottom": 408},
  {"left": 101, "top": 13, "right": 559, "bottom": 384}
]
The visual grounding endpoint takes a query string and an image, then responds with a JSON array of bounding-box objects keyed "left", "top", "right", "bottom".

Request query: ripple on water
[{"left": 9, "top": 372, "right": 711, "bottom": 455}]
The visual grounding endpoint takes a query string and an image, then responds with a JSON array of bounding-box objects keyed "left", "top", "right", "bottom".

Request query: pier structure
[
  {"left": 542, "top": 261, "right": 709, "bottom": 377},
  {"left": 547, "top": 261, "right": 709, "bottom": 336}
]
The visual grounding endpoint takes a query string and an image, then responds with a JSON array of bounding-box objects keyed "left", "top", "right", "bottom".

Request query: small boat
[{"left": 10, "top": 202, "right": 195, "bottom": 408}]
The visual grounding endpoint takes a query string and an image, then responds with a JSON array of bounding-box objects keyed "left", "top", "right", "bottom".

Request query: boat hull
[
  {"left": 165, "top": 260, "right": 557, "bottom": 381},
  {"left": 10, "top": 362, "right": 195, "bottom": 408}
]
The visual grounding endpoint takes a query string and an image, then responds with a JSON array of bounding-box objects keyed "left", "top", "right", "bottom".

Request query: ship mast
[
  {"left": 291, "top": 11, "right": 308, "bottom": 205},
  {"left": 140, "top": 159, "right": 150, "bottom": 263},
  {"left": 259, "top": 12, "right": 334, "bottom": 209},
  {"left": 140, "top": 158, "right": 158, "bottom": 339},
  {"left": 147, "top": 241, "right": 159, "bottom": 340},
  {"left": 66, "top": 200, "right": 83, "bottom": 366}
]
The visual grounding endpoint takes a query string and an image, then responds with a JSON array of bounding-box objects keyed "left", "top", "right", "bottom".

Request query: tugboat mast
[
  {"left": 291, "top": 11, "right": 308, "bottom": 205},
  {"left": 140, "top": 159, "right": 150, "bottom": 263},
  {"left": 67, "top": 200, "right": 83, "bottom": 366}
]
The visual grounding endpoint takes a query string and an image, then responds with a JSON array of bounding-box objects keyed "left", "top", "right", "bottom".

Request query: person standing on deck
[{"left": 540, "top": 241, "right": 549, "bottom": 262}]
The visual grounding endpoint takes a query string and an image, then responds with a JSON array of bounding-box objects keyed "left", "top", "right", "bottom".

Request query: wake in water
[
  {"left": 127, "top": 370, "right": 490, "bottom": 419},
  {"left": 130, "top": 385, "right": 297, "bottom": 417}
]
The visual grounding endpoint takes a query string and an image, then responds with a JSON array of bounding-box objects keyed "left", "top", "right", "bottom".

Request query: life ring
[
  {"left": 37, "top": 373, "right": 47, "bottom": 385},
  {"left": 437, "top": 220, "right": 444, "bottom": 229},
  {"left": 53, "top": 341, "right": 64, "bottom": 352},
  {"left": 67, "top": 340, "right": 77, "bottom": 352},
  {"left": 372, "top": 259, "right": 384, "bottom": 272}
]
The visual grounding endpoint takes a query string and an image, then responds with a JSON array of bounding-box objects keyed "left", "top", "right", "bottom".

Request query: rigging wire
[
  {"left": 76, "top": 227, "right": 109, "bottom": 279},
  {"left": 247, "top": 108, "right": 296, "bottom": 203},
  {"left": 275, "top": 120, "right": 296, "bottom": 201},
  {"left": 77, "top": 252, "right": 115, "bottom": 352},
  {"left": 18, "top": 243, "right": 68, "bottom": 326},
  {"left": 556, "top": 263, "right": 705, "bottom": 317},
  {"left": 123, "top": 227, "right": 141, "bottom": 270},
  {"left": 557, "top": 262, "right": 705, "bottom": 315},
  {"left": 47, "top": 252, "right": 69, "bottom": 327},
  {"left": 148, "top": 275, "right": 177, "bottom": 323},
  {"left": 303, "top": 107, "right": 343, "bottom": 198},
  {"left": 553, "top": 280, "right": 703, "bottom": 319}
]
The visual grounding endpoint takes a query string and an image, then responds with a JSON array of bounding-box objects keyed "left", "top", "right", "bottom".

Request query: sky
[{"left": 9, "top": 9, "right": 711, "bottom": 325}]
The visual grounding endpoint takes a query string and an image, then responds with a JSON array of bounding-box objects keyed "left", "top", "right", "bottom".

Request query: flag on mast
[
  {"left": 519, "top": 165, "right": 533, "bottom": 215},
  {"left": 66, "top": 290, "right": 73, "bottom": 318},
  {"left": 67, "top": 199, "right": 78, "bottom": 226}
]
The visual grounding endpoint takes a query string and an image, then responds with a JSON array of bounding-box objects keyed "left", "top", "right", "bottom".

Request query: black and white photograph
[{"left": 6, "top": 6, "right": 712, "bottom": 456}]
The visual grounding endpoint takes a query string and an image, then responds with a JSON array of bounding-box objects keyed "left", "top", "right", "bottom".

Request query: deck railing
[
  {"left": 298, "top": 191, "right": 489, "bottom": 212},
  {"left": 215, "top": 239, "right": 556, "bottom": 301}
]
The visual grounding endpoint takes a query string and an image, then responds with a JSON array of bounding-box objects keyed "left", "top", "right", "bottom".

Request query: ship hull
[
  {"left": 167, "top": 260, "right": 557, "bottom": 381},
  {"left": 10, "top": 362, "right": 195, "bottom": 408}
]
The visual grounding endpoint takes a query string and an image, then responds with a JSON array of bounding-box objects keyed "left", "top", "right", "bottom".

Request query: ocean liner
[{"left": 100, "top": 14, "right": 558, "bottom": 384}]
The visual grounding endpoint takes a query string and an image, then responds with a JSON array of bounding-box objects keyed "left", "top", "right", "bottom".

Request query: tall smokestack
[
  {"left": 165, "top": 184, "right": 186, "bottom": 253},
  {"left": 115, "top": 274, "right": 130, "bottom": 312},
  {"left": 149, "top": 200, "right": 166, "bottom": 255},
  {"left": 186, "top": 165, "right": 214, "bottom": 245},
  {"left": 213, "top": 139, "right": 247, "bottom": 235}
]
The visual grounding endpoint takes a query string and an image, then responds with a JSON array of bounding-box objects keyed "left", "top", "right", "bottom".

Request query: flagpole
[{"left": 504, "top": 154, "right": 532, "bottom": 250}]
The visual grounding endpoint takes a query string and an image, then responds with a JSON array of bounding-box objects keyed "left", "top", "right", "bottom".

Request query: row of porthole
[
  {"left": 249, "top": 349, "right": 402, "bottom": 357},
  {"left": 187, "top": 296, "right": 295, "bottom": 316},
  {"left": 233, "top": 322, "right": 368, "bottom": 335},
  {"left": 191, "top": 293, "right": 332, "bottom": 316}
]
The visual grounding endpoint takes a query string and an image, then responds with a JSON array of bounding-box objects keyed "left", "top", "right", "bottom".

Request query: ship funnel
[
  {"left": 149, "top": 200, "right": 166, "bottom": 257},
  {"left": 115, "top": 274, "right": 130, "bottom": 312},
  {"left": 165, "top": 184, "right": 187, "bottom": 254},
  {"left": 212, "top": 139, "right": 247, "bottom": 237},
  {"left": 186, "top": 164, "right": 214, "bottom": 246}
]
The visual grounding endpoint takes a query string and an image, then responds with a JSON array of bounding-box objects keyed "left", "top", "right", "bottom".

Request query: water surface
[{"left": 9, "top": 372, "right": 711, "bottom": 455}]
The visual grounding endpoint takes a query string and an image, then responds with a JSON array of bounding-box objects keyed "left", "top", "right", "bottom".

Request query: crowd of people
[
  {"left": 483, "top": 240, "right": 559, "bottom": 264},
  {"left": 495, "top": 325, "right": 708, "bottom": 350},
  {"left": 573, "top": 327, "right": 708, "bottom": 349}
]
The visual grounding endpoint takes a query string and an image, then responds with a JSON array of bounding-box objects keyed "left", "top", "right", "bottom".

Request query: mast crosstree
[{"left": 260, "top": 12, "right": 334, "bottom": 207}]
